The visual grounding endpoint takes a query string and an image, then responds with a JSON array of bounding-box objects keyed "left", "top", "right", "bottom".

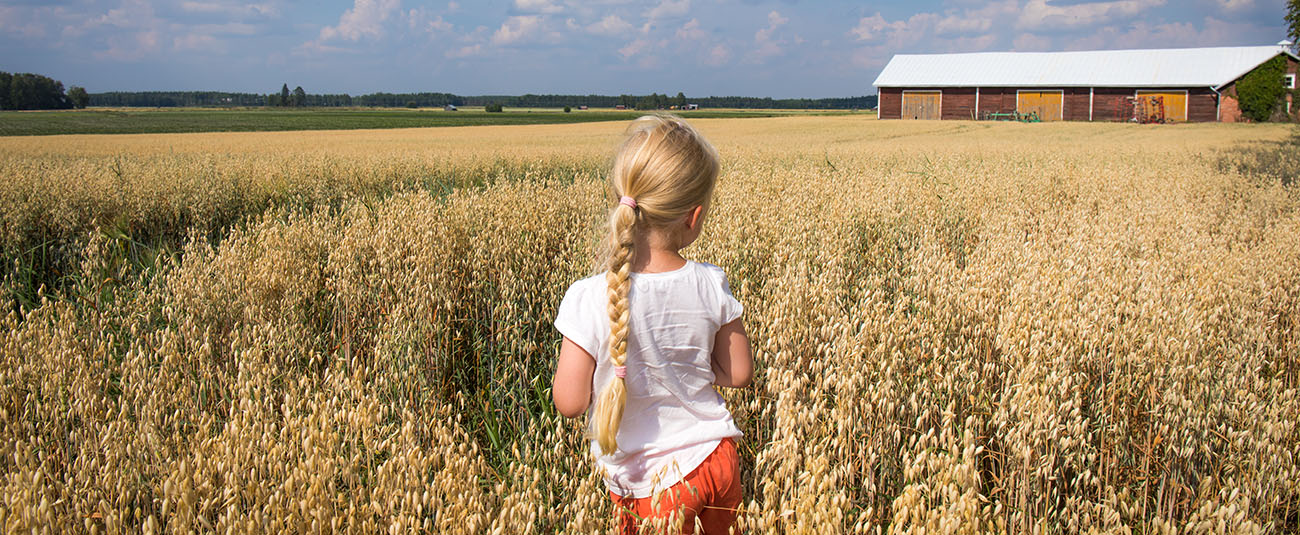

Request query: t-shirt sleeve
[
  {"left": 553, "top": 281, "right": 600, "bottom": 360},
  {"left": 713, "top": 267, "right": 744, "bottom": 326}
]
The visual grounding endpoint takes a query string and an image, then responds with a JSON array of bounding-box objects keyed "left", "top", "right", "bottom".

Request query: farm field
[
  {"left": 0, "top": 107, "right": 862, "bottom": 136},
  {"left": 0, "top": 117, "right": 1298, "bottom": 533}
]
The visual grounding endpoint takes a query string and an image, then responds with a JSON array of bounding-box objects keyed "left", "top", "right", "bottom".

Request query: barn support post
[
  {"left": 1089, "top": 87, "right": 1094, "bottom": 121},
  {"left": 975, "top": 87, "right": 981, "bottom": 120},
  {"left": 1212, "top": 86, "right": 1222, "bottom": 122}
]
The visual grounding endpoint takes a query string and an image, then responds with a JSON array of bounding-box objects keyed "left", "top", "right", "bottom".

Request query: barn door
[
  {"left": 1017, "top": 90, "right": 1063, "bottom": 121},
  {"left": 901, "top": 91, "right": 941, "bottom": 120},
  {"left": 1136, "top": 91, "right": 1187, "bottom": 122}
]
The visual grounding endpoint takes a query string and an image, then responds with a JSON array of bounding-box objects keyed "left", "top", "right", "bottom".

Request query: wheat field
[{"left": 1, "top": 117, "right": 1297, "bottom": 534}]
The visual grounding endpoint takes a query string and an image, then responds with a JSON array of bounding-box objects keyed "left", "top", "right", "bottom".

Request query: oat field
[{"left": 1, "top": 117, "right": 1297, "bottom": 534}]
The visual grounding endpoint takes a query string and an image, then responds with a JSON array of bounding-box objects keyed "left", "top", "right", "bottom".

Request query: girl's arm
[
  {"left": 711, "top": 318, "right": 753, "bottom": 388},
  {"left": 552, "top": 336, "right": 596, "bottom": 418}
]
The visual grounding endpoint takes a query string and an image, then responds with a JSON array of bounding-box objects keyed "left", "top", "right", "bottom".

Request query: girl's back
[
  {"left": 550, "top": 115, "right": 753, "bottom": 534},
  {"left": 555, "top": 260, "right": 743, "bottom": 496}
]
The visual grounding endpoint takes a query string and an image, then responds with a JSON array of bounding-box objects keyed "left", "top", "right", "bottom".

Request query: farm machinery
[
  {"left": 981, "top": 110, "right": 1042, "bottom": 122},
  {"left": 1119, "top": 95, "right": 1167, "bottom": 124}
]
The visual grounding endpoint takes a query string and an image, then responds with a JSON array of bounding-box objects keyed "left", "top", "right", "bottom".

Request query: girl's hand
[
  {"left": 552, "top": 336, "right": 596, "bottom": 418},
  {"left": 710, "top": 318, "right": 753, "bottom": 388}
]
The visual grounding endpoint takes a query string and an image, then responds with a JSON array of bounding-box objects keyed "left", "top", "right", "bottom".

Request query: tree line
[
  {"left": 89, "top": 86, "right": 878, "bottom": 110},
  {"left": 1, "top": 72, "right": 88, "bottom": 110}
]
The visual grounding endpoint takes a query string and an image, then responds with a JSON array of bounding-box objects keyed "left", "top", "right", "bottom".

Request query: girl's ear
[{"left": 686, "top": 205, "right": 705, "bottom": 230}]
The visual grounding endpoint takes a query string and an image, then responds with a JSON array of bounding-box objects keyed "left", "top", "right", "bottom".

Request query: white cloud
[
  {"left": 587, "top": 14, "right": 633, "bottom": 37},
  {"left": 845, "top": 3, "right": 1016, "bottom": 70},
  {"left": 61, "top": 0, "right": 165, "bottom": 60},
  {"left": 173, "top": 33, "right": 220, "bottom": 51},
  {"left": 645, "top": 0, "right": 689, "bottom": 20},
  {"left": 847, "top": 3, "right": 1017, "bottom": 54},
  {"left": 619, "top": 37, "right": 654, "bottom": 58},
  {"left": 67, "top": 0, "right": 154, "bottom": 34},
  {"left": 755, "top": 10, "right": 787, "bottom": 42},
  {"left": 767, "top": 11, "right": 788, "bottom": 28},
  {"left": 947, "top": 33, "right": 998, "bottom": 51},
  {"left": 318, "top": 0, "right": 401, "bottom": 42},
  {"left": 446, "top": 43, "right": 481, "bottom": 58},
  {"left": 1214, "top": 0, "right": 1254, "bottom": 10},
  {"left": 408, "top": 8, "right": 453, "bottom": 35},
  {"left": 1064, "top": 15, "right": 1266, "bottom": 50},
  {"left": 1012, "top": 32, "right": 1052, "bottom": 50},
  {"left": 0, "top": 6, "right": 48, "bottom": 39},
  {"left": 935, "top": 15, "right": 991, "bottom": 35},
  {"left": 515, "top": 0, "right": 563, "bottom": 13},
  {"left": 179, "top": 1, "right": 278, "bottom": 18},
  {"left": 492, "top": 15, "right": 543, "bottom": 45},
  {"left": 747, "top": 10, "right": 789, "bottom": 64},
  {"left": 748, "top": 40, "right": 781, "bottom": 63},
  {"left": 1017, "top": 0, "right": 1166, "bottom": 31},
  {"left": 189, "top": 22, "right": 257, "bottom": 35},
  {"left": 849, "top": 13, "right": 906, "bottom": 42},
  {"left": 98, "top": 29, "right": 161, "bottom": 61},
  {"left": 850, "top": 47, "right": 889, "bottom": 70},
  {"left": 704, "top": 43, "right": 730, "bottom": 66},
  {"left": 675, "top": 18, "right": 705, "bottom": 41}
]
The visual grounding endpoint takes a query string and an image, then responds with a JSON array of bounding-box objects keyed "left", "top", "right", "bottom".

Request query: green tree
[
  {"left": 635, "top": 93, "right": 657, "bottom": 111},
  {"left": 67, "top": 86, "right": 89, "bottom": 109},
  {"left": 674, "top": 92, "right": 687, "bottom": 108},
  {"left": 293, "top": 86, "right": 306, "bottom": 107},
  {"left": 1288, "top": 0, "right": 1300, "bottom": 50},
  {"left": 1237, "top": 56, "right": 1288, "bottom": 122},
  {"left": 280, "top": 83, "right": 290, "bottom": 107},
  {"left": 0, "top": 72, "right": 10, "bottom": 110},
  {"left": 2, "top": 72, "right": 71, "bottom": 110}
]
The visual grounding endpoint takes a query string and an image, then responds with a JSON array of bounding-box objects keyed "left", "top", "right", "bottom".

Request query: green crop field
[{"left": 0, "top": 107, "right": 865, "bottom": 136}]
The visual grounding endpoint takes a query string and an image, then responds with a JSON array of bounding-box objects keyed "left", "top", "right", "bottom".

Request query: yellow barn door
[
  {"left": 1136, "top": 91, "right": 1187, "bottom": 122},
  {"left": 1017, "top": 90, "right": 1063, "bottom": 121},
  {"left": 901, "top": 91, "right": 941, "bottom": 120}
]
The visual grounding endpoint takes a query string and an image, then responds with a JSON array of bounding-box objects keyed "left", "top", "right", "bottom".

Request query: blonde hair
[{"left": 593, "top": 115, "right": 720, "bottom": 455}]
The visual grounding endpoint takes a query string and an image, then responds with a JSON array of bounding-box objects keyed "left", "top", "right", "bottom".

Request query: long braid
[
  {"left": 591, "top": 114, "right": 719, "bottom": 455},
  {"left": 594, "top": 201, "right": 636, "bottom": 454}
]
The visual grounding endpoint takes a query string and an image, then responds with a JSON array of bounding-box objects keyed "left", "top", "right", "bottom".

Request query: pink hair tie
[
  {"left": 613, "top": 365, "right": 627, "bottom": 379},
  {"left": 619, "top": 196, "right": 637, "bottom": 209}
]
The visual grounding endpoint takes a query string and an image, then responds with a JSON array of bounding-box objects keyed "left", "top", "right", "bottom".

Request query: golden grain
[{"left": 0, "top": 117, "right": 1297, "bottom": 533}]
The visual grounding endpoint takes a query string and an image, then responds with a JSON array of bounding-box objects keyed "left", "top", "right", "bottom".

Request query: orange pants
[{"left": 609, "top": 437, "right": 742, "bottom": 535}]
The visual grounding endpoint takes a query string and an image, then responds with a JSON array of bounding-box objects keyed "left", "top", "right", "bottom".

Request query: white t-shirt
[{"left": 553, "top": 260, "right": 744, "bottom": 498}]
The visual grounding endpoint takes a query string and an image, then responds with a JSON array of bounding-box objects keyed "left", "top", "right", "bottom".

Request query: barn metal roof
[{"left": 873, "top": 44, "right": 1299, "bottom": 89}]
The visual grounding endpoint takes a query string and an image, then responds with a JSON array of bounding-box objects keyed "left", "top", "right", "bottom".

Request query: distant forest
[
  {"left": 2, "top": 72, "right": 88, "bottom": 110},
  {"left": 89, "top": 90, "right": 878, "bottom": 110}
]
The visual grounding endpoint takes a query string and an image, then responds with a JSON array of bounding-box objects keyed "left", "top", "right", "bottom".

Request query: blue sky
[{"left": 0, "top": 0, "right": 1288, "bottom": 98}]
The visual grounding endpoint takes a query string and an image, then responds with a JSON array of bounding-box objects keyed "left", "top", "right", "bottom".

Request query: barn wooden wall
[
  {"left": 878, "top": 86, "right": 1222, "bottom": 121},
  {"left": 879, "top": 88, "right": 902, "bottom": 120}
]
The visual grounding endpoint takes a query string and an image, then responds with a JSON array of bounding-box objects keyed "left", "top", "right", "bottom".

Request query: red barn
[{"left": 874, "top": 43, "right": 1299, "bottom": 122}]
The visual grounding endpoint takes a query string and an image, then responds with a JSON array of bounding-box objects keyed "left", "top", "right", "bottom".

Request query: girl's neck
[{"left": 630, "top": 233, "right": 687, "bottom": 274}]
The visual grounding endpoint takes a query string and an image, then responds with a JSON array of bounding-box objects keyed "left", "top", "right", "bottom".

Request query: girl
[{"left": 552, "top": 115, "right": 754, "bottom": 534}]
